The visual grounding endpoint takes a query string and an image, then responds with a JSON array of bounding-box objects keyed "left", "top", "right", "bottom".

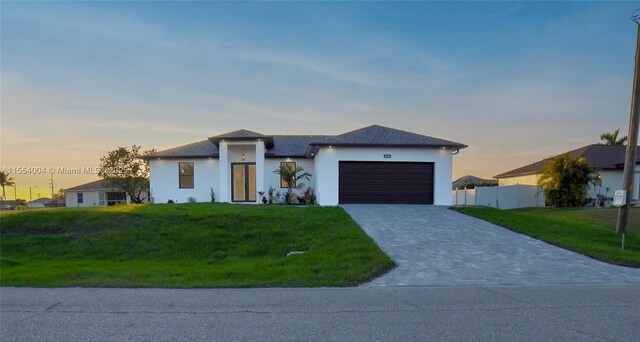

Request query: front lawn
[
  {"left": 456, "top": 206, "right": 640, "bottom": 268},
  {"left": 0, "top": 204, "right": 395, "bottom": 287}
]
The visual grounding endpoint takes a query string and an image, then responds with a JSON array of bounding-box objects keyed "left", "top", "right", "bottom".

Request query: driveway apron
[{"left": 342, "top": 205, "right": 640, "bottom": 286}]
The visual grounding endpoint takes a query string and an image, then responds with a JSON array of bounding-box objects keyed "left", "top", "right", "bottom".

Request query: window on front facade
[
  {"left": 179, "top": 162, "right": 194, "bottom": 189},
  {"left": 280, "top": 162, "right": 296, "bottom": 188},
  {"left": 77, "top": 192, "right": 84, "bottom": 204}
]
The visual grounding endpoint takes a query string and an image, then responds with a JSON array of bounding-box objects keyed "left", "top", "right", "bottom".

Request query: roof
[
  {"left": 27, "top": 197, "right": 53, "bottom": 204},
  {"left": 266, "top": 135, "right": 330, "bottom": 157},
  {"left": 143, "top": 125, "right": 466, "bottom": 159},
  {"left": 308, "top": 125, "right": 467, "bottom": 148},
  {"left": 144, "top": 140, "right": 219, "bottom": 159},
  {"left": 209, "top": 129, "right": 266, "bottom": 140},
  {"left": 452, "top": 175, "right": 497, "bottom": 190},
  {"left": 495, "top": 144, "right": 640, "bottom": 179},
  {"left": 65, "top": 179, "right": 119, "bottom": 192}
]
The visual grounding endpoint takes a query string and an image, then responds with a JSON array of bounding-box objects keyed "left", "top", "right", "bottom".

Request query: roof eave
[{"left": 308, "top": 143, "right": 468, "bottom": 148}]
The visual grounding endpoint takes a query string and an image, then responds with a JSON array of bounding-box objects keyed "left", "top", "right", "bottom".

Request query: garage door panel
[{"left": 339, "top": 161, "right": 434, "bottom": 204}]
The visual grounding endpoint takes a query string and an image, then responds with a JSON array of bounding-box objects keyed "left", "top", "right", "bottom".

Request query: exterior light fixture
[{"left": 242, "top": 146, "right": 246, "bottom": 160}]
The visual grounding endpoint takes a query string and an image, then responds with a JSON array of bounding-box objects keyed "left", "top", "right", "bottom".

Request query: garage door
[{"left": 339, "top": 161, "right": 434, "bottom": 204}]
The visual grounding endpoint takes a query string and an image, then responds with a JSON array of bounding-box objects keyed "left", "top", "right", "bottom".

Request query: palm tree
[
  {"left": 537, "top": 153, "right": 597, "bottom": 207},
  {"left": 0, "top": 171, "right": 15, "bottom": 204},
  {"left": 599, "top": 129, "right": 627, "bottom": 145},
  {"left": 273, "top": 163, "right": 311, "bottom": 203}
]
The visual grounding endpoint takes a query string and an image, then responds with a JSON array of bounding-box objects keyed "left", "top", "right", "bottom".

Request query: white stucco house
[
  {"left": 65, "top": 179, "right": 147, "bottom": 207},
  {"left": 144, "top": 125, "right": 466, "bottom": 206},
  {"left": 494, "top": 144, "right": 640, "bottom": 200}
]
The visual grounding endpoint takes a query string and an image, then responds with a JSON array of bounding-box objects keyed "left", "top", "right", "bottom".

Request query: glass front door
[{"left": 232, "top": 163, "right": 256, "bottom": 202}]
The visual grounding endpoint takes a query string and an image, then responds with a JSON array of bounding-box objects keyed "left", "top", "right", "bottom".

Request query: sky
[{"left": 1, "top": 1, "right": 639, "bottom": 200}]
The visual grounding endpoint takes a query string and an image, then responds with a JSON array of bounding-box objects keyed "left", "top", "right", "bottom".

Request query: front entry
[{"left": 232, "top": 163, "right": 256, "bottom": 202}]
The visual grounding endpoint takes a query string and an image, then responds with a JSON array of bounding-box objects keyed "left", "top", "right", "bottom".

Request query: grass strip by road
[
  {"left": 0, "top": 203, "right": 395, "bottom": 287},
  {"left": 455, "top": 206, "right": 640, "bottom": 268}
]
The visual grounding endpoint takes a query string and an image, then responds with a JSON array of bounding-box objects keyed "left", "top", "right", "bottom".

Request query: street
[{"left": 2, "top": 284, "right": 639, "bottom": 341}]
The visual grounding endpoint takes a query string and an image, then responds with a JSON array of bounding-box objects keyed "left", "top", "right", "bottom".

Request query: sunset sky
[{"left": 1, "top": 1, "right": 638, "bottom": 200}]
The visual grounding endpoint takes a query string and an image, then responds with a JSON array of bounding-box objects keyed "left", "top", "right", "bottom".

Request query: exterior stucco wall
[
  {"left": 313, "top": 147, "right": 455, "bottom": 206},
  {"left": 263, "top": 158, "right": 316, "bottom": 198},
  {"left": 149, "top": 158, "right": 219, "bottom": 204},
  {"left": 593, "top": 168, "right": 640, "bottom": 200},
  {"left": 65, "top": 191, "right": 99, "bottom": 207},
  {"left": 497, "top": 166, "right": 640, "bottom": 200},
  {"left": 497, "top": 174, "right": 539, "bottom": 186}
]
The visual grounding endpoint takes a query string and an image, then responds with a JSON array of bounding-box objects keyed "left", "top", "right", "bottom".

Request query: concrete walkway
[{"left": 342, "top": 205, "right": 640, "bottom": 286}]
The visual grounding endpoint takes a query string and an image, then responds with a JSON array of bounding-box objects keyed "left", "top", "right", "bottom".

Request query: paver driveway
[{"left": 343, "top": 205, "right": 640, "bottom": 286}]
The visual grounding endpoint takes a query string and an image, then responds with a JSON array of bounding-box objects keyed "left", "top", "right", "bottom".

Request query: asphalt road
[{"left": 2, "top": 284, "right": 639, "bottom": 341}]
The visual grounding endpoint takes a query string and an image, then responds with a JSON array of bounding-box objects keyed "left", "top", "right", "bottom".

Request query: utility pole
[
  {"left": 29, "top": 186, "right": 37, "bottom": 202},
  {"left": 616, "top": 11, "right": 640, "bottom": 249},
  {"left": 49, "top": 174, "right": 54, "bottom": 200}
]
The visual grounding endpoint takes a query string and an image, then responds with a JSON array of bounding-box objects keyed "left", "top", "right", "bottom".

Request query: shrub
[{"left": 537, "top": 153, "right": 598, "bottom": 207}]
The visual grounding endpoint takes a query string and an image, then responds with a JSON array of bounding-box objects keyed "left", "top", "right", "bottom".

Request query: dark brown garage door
[{"left": 339, "top": 161, "right": 434, "bottom": 204}]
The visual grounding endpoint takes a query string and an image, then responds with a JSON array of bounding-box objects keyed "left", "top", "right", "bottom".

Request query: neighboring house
[
  {"left": 144, "top": 125, "right": 466, "bottom": 205},
  {"left": 452, "top": 175, "right": 497, "bottom": 190},
  {"left": 27, "top": 197, "right": 63, "bottom": 208},
  {"left": 65, "top": 180, "right": 147, "bottom": 207},
  {"left": 495, "top": 144, "right": 640, "bottom": 200}
]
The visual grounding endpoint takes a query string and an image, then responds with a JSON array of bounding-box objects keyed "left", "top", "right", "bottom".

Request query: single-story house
[
  {"left": 452, "top": 175, "right": 497, "bottom": 190},
  {"left": 144, "top": 125, "right": 466, "bottom": 205},
  {"left": 65, "top": 180, "right": 147, "bottom": 207},
  {"left": 27, "top": 197, "right": 64, "bottom": 208},
  {"left": 494, "top": 144, "right": 640, "bottom": 200}
]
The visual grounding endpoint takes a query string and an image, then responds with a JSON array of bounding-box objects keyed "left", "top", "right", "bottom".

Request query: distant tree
[
  {"left": 537, "top": 153, "right": 598, "bottom": 207},
  {"left": 456, "top": 182, "right": 498, "bottom": 190},
  {"left": 98, "top": 145, "right": 156, "bottom": 204},
  {"left": 599, "top": 129, "right": 627, "bottom": 145},
  {"left": 273, "top": 163, "right": 311, "bottom": 203},
  {"left": 54, "top": 188, "right": 65, "bottom": 201},
  {"left": 0, "top": 171, "right": 15, "bottom": 204}
]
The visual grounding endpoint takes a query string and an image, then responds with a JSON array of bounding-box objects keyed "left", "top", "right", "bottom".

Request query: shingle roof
[
  {"left": 209, "top": 129, "right": 266, "bottom": 140},
  {"left": 65, "top": 179, "right": 118, "bottom": 192},
  {"left": 495, "top": 144, "right": 640, "bottom": 178},
  {"left": 144, "top": 140, "right": 219, "bottom": 159},
  {"left": 308, "top": 125, "right": 467, "bottom": 148},
  {"left": 266, "top": 136, "right": 330, "bottom": 157},
  {"left": 452, "top": 175, "right": 497, "bottom": 190},
  {"left": 27, "top": 197, "right": 53, "bottom": 204},
  {"left": 142, "top": 125, "right": 466, "bottom": 159}
]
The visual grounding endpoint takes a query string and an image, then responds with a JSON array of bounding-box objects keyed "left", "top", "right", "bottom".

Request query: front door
[{"left": 232, "top": 163, "right": 256, "bottom": 202}]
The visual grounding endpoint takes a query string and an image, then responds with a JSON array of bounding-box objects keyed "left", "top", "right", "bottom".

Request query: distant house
[
  {"left": 452, "top": 175, "right": 497, "bottom": 190},
  {"left": 27, "top": 197, "right": 64, "bottom": 208},
  {"left": 495, "top": 144, "right": 640, "bottom": 200},
  {"left": 64, "top": 180, "right": 148, "bottom": 207}
]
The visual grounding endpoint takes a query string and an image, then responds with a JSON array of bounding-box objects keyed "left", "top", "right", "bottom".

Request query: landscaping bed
[
  {"left": 456, "top": 206, "right": 640, "bottom": 268},
  {"left": 0, "top": 203, "right": 395, "bottom": 287}
]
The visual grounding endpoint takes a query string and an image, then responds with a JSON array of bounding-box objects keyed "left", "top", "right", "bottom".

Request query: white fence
[{"left": 452, "top": 185, "right": 546, "bottom": 209}]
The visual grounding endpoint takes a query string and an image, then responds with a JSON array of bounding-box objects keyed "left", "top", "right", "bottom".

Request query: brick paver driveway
[{"left": 343, "top": 205, "right": 640, "bottom": 286}]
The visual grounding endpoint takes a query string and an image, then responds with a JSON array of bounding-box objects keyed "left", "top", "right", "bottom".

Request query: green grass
[
  {"left": 455, "top": 206, "right": 640, "bottom": 268},
  {"left": 0, "top": 204, "right": 395, "bottom": 287}
]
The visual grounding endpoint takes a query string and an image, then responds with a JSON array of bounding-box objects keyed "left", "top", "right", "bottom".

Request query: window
[
  {"left": 106, "top": 192, "right": 127, "bottom": 206},
  {"left": 77, "top": 192, "right": 84, "bottom": 204},
  {"left": 179, "top": 162, "right": 194, "bottom": 189},
  {"left": 99, "top": 192, "right": 105, "bottom": 206},
  {"left": 280, "top": 162, "right": 296, "bottom": 188}
]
